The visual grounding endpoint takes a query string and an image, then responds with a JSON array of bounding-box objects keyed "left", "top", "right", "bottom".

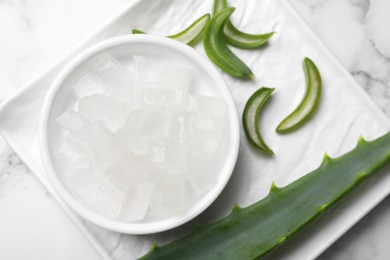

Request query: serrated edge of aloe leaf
[
  {"left": 213, "top": 0, "right": 275, "bottom": 49},
  {"left": 139, "top": 132, "right": 390, "bottom": 259},
  {"left": 168, "top": 13, "right": 210, "bottom": 47},
  {"left": 204, "top": 7, "right": 254, "bottom": 79},
  {"left": 242, "top": 87, "right": 274, "bottom": 155},
  {"left": 276, "top": 57, "right": 322, "bottom": 134},
  {"left": 131, "top": 14, "right": 210, "bottom": 47}
]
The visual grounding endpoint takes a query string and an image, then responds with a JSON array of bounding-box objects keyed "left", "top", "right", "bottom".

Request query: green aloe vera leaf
[
  {"left": 139, "top": 132, "right": 390, "bottom": 259},
  {"left": 213, "top": 0, "right": 275, "bottom": 49},
  {"left": 276, "top": 57, "right": 322, "bottom": 134},
  {"left": 242, "top": 87, "right": 274, "bottom": 155},
  {"left": 204, "top": 7, "right": 254, "bottom": 79},
  {"left": 132, "top": 14, "right": 210, "bottom": 47},
  {"left": 168, "top": 13, "right": 210, "bottom": 46}
]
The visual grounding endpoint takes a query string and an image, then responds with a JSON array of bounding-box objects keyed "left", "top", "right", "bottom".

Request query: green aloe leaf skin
[
  {"left": 276, "top": 57, "right": 322, "bottom": 134},
  {"left": 139, "top": 132, "right": 390, "bottom": 259},
  {"left": 204, "top": 7, "right": 254, "bottom": 79},
  {"left": 169, "top": 13, "right": 210, "bottom": 46},
  {"left": 132, "top": 14, "right": 210, "bottom": 47},
  {"left": 213, "top": 0, "right": 275, "bottom": 49},
  {"left": 242, "top": 87, "right": 275, "bottom": 155},
  {"left": 132, "top": 29, "right": 146, "bottom": 34}
]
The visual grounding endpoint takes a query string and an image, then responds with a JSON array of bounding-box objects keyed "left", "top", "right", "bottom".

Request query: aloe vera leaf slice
[
  {"left": 168, "top": 13, "right": 210, "bottom": 46},
  {"left": 276, "top": 57, "right": 322, "bottom": 134},
  {"left": 213, "top": 0, "right": 275, "bottom": 49},
  {"left": 132, "top": 14, "right": 210, "bottom": 47},
  {"left": 139, "top": 132, "right": 390, "bottom": 260},
  {"left": 242, "top": 87, "right": 274, "bottom": 155},
  {"left": 204, "top": 7, "right": 254, "bottom": 79}
]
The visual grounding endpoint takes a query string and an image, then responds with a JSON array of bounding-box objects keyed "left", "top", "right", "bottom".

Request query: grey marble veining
[{"left": 0, "top": 0, "right": 390, "bottom": 259}]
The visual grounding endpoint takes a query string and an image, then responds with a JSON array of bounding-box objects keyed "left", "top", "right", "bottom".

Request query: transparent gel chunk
[
  {"left": 190, "top": 94, "right": 227, "bottom": 117},
  {"left": 57, "top": 138, "right": 90, "bottom": 176},
  {"left": 56, "top": 110, "right": 90, "bottom": 133},
  {"left": 189, "top": 114, "right": 221, "bottom": 143},
  {"left": 141, "top": 110, "right": 173, "bottom": 146},
  {"left": 109, "top": 84, "right": 143, "bottom": 113},
  {"left": 72, "top": 73, "right": 109, "bottom": 98},
  {"left": 151, "top": 139, "right": 189, "bottom": 174},
  {"left": 133, "top": 56, "right": 161, "bottom": 82},
  {"left": 69, "top": 122, "right": 122, "bottom": 175},
  {"left": 168, "top": 115, "right": 189, "bottom": 143},
  {"left": 94, "top": 54, "right": 134, "bottom": 87},
  {"left": 150, "top": 177, "right": 189, "bottom": 217},
  {"left": 142, "top": 88, "right": 189, "bottom": 113},
  {"left": 105, "top": 152, "right": 150, "bottom": 192},
  {"left": 141, "top": 88, "right": 177, "bottom": 109},
  {"left": 148, "top": 171, "right": 186, "bottom": 184},
  {"left": 58, "top": 137, "right": 84, "bottom": 163},
  {"left": 67, "top": 168, "right": 101, "bottom": 204},
  {"left": 117, "top": 110, "right": 147, "bottom": 154},
  {"left": 159, "top": 63, "right": 193, "bottom": 92},
  {"left": 186, "top": 144, "right": 216, "bottom": 196},
  {"left": 94, "top": 180, "right": 124, "bottom": 216},
  {"left": 149, "top": 146, "right": 165, "bottom": 163},
  {"left": 187, "top": 95, "right": 198, "bottom": 112},
  {"left": 78, "top": 94, "right": 127, "bottom": 132},
  {"left": 119, "top": 182, "right": 155, "bottom": 222},
  {"left": 65, "top": 135, "right": 92, "bottom": 159},
  {"left": 132, "top": 82, "right": 162, "bottom": 90}
]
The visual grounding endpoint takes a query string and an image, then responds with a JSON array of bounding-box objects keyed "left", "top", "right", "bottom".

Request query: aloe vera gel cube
[
  {"left": 67, "top": 168, "right": 101, "bottom": 204},
  {"left": 72, "top": 73, "right": 109, "bottom": 98},
  {"left": 120, "top": 182, "right": 155, "bottom": 221},
  {"left": 142, "top": 88, "right": 177, "bottom": 109},
  {"left": 133, "top": 55, "right": 161, "bottom": 82},
  {"left": 56, "top": 109, "right": 90, "bottom": 133},
  {"left": 186, "top": 144, "right": 216, "bottom": 195},
  {"left": 78, "top": 94, "right": 127, "bottom": 132},
  {"left": 105, "top": 152, "right": 150, "bottom": 192},
  {"left": 94, "top": 181, "right": 124, "bottom": 216},
  {"left": 94, "top": 54, "right": 134, "bottom": 87},
  {"left": 150, "top": 177, "right": 188, "bottom": 217},
  {"left": 190, "top": 94, "right": 227, "bottom": 117},
  {"left": 159, "top": 63, "right": 193, "bottom": 91}
]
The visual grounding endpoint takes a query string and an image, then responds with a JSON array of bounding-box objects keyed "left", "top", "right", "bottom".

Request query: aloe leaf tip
[{"left": 132, "top": 29, "right": 146, "bottom": 34}]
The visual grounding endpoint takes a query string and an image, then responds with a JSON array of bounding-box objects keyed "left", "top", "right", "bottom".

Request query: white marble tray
[{"left": 1, "top": 0, "right": 390, "bottom": 259}]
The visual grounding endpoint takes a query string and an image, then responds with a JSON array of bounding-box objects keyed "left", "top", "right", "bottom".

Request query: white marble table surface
[{"left": 1, "top": 0, "right": 390, "bottom": 259}]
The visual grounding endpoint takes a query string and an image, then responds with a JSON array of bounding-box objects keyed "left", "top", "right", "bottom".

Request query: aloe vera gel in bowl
[
  {"left": 40, "top": 35, "right": 240, "bottom": 233},
  {"left": 57, "top": 53, "right": 228, "bottom": 222}
]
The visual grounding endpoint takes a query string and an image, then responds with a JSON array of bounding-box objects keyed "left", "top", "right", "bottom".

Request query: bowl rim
[{"left": 38, "top": 34, "right": 240, "bottom": 234}]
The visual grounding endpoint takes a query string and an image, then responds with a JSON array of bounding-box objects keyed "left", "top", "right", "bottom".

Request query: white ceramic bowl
[{"left": 39, "top": 35, "right": 240, "bottom": 234}]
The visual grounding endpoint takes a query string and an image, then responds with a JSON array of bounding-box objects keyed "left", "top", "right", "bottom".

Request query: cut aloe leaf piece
[
  {"left": 276, "top": 57, "right": 322, "bottom": 134},
  {"left": 168, "top": 13, "right": 210, "bottom": 46},
  {"left": 140, "top": 132, "right": 390, "bottom": 259},
  {"left": 132, "top": 14, "right": 210, "bottom": 47},
  {"left": 242, "top": 87, "right": 274, "bottom": 155},
  {"left": 204, "top": 7, "right": 254, "bottom": 79},
  {"left": 213, "top": 0, "right": 275, "bottom": 49}
]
